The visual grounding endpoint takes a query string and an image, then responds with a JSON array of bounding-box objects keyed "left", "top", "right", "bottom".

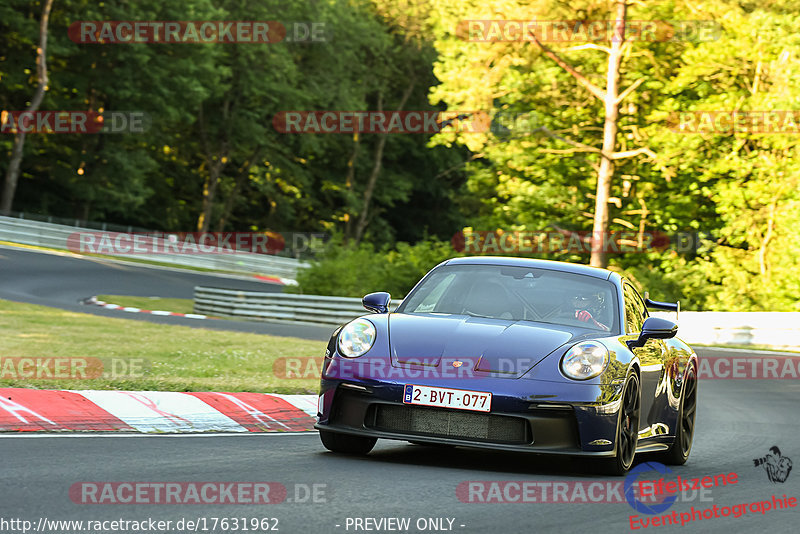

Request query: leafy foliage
[
  {"left": 289, "top": 235, "right": 458, "bottom": 298},
  {"left": 2, "top": 0, "right": 798, "bottom": 310}
]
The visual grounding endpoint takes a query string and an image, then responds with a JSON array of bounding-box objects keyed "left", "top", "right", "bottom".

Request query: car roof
[{"left": 443, "top": 256, "right": 613, "bottom": 280}]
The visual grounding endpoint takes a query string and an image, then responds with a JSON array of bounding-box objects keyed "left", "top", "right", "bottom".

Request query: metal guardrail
[
  {"left": 0, "top": 215, "right": 306, "bottom": 280},
  {"left": 652, "top": 311, "right": 800, "bottom": 350},
  {"left": 194, "top": 288, "right": 799, "bottom": 349},
  {"left": 194, "top": 287, "right": 403, "bottom": 326}
]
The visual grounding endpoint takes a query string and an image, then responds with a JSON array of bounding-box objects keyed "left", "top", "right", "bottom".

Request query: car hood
[{"left": 387, "top": 313, "right": 575, "bottom": 378}]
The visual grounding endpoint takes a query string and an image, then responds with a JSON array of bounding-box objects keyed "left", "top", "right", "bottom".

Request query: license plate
[{"left": 403, "top": 384, "right": 492, "bottom": 413}]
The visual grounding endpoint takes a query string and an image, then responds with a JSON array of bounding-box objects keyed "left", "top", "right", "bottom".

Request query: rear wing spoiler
[{"left": 644, "top": 292, "right": 680, "bottom": 319}]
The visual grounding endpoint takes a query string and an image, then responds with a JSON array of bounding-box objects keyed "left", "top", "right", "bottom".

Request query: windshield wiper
[{"left": 463, "top": 311, "right": 498, "bottom": 319}]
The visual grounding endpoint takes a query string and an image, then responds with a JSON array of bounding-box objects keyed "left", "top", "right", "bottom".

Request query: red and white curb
[
  {"left": 83, "top": 296, "right": 209, "bottom": 320},
  {"left": 0, "top": 389, "right": 318, "bottom": 433},
  {"left": 253, "top": 274, "right": 296, "bottom": 286}
]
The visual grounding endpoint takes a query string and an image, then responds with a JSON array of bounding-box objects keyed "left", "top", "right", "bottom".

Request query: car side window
[
  {"left": 632, "top": 287, "right": 649, "bottom": 323},
  {"left": 623, "top": 284, "right": 646, "bottom": 334}
]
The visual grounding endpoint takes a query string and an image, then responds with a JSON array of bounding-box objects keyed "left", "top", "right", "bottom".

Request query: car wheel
[
  {"left": 601, "top": 371, "right": 641, "bottom": 476},
  {"left": 319, "top": 429, "right": 377, "bottom": 455},
  {"left": 658, "top": 365, "right": 697, "bottom": 465}
]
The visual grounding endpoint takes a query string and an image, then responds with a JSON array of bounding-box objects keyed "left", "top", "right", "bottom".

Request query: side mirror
[
  {"left": 627, "top": 317, "right": 678, "bottom": 349},
  {"left": 362, "top": 292, "right": 391, "bottom": 314}
]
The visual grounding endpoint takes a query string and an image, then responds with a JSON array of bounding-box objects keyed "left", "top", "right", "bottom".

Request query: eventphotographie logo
[{"left": 753, "top": 446, "right": 793, "bottom": 483}]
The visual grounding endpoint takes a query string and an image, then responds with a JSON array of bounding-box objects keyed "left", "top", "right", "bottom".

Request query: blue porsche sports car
[{"left": 315, "top": 257, "right": 698, "bottom": 475}]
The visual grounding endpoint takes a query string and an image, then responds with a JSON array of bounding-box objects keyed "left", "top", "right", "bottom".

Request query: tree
[
  {"left": 1, "top": 0, "right": 54, "bottom": 214},
  {"left": 646, "top": 2, "right": 800, "bottom": 310},
  {"left": 430, "top": 0, "right": 673, "bottom": 268}
]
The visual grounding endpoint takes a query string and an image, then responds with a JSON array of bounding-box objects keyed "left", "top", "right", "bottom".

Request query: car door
[{"left": 623, "top": 282, "right": 667, "bottom": 436}]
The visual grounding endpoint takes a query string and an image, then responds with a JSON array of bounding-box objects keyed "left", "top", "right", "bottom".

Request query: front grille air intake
[{"left": 368, "top": 404, "right": 530, "bottom": 444}]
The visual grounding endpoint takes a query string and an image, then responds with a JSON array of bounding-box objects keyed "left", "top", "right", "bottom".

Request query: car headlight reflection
[
  {"left": 560, "top": 341, "right": 609, "bottom": 380},
  {"left": 337, "top": 318, "right": 376, "bottom": 358}
]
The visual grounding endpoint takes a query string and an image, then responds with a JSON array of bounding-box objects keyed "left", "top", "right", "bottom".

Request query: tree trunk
[
  {"left": 354, "top": 78, "right": 416, "bottom": 243},
  {"left": 216, "top": 148, "right": 261, "bottom": 232},
  {"left": 353, "top": 136, "right": 387, "bottom": 244},
  {"left": 590, "top": 0, "right": 627, "bottom": 268},
  {"left": 343, "top": 133, "right": 360, "bottom": 242},
  {"left": 196, "top": 103, "right": 229, "bottom": 232},
  {"left": 197, "top": 161, "right": 224, "bottom": 232},
  {"left": 353, "top": 93, "right": 388, "bottom": 244},
  {"left": 1, "top": 0, "right": 54, "bottom": 215}
]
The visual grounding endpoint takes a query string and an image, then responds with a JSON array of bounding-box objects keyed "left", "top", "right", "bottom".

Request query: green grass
[
  {"left": 0, "top": 299, "right": 326, "bottom": 393},
  {"left": 97, "top": 295, "right": 195, "bottom": 315}
]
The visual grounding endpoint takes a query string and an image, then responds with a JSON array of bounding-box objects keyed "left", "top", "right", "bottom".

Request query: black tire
[
  {"left": 657, "top": 365, "right": 697, "bottom": 465},
  {"left": 600, "top": 371, "right": 641, "bottom": 476},
  {"left": 319, "top": 430, "right": 377, "bottom": 455}
]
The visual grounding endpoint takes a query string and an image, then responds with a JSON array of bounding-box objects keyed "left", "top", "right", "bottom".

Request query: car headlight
[
  {"left": 337, "top": 318, "right": 376, "bottom": 358},
  {"left": 560, "top": 341, "right": 609, "bottom": 380}
]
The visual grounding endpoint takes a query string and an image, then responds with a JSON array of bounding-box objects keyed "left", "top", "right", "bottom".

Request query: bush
[
  {"left": 619, "top": 257, "right": 712, "bottom": 311},
  {"left": 288, "top": 237, "right": 459, "bottom": 298}
]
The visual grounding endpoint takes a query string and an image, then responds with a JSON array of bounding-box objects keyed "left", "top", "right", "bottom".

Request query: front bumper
[{"left": 315, "top": 376, "right": 626, "bottom": 456}]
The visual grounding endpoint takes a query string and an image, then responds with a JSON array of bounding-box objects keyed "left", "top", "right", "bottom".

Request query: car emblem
[{"left": 452, "top": 360, "right": 463, "bottom": 368}]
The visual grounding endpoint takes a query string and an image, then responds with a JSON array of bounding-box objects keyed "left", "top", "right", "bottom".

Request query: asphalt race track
[
  {"left": 1, "top": 245, "right": 798, "bottom": 533},
  {"left": 0, "top": 246, "right": 333, "bottom": 340},
  {"left": 2, "top": 377, "right": 798, "bottom": 534}
]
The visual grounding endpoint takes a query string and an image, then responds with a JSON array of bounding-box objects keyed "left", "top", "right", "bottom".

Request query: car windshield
[{"left": 397, "top": 264, "right": 619, "bottom": 333}]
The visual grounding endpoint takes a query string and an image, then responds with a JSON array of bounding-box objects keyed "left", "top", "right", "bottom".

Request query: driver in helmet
[{"left": 573, "top": 291, "right": 609, "bottom": 331}]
